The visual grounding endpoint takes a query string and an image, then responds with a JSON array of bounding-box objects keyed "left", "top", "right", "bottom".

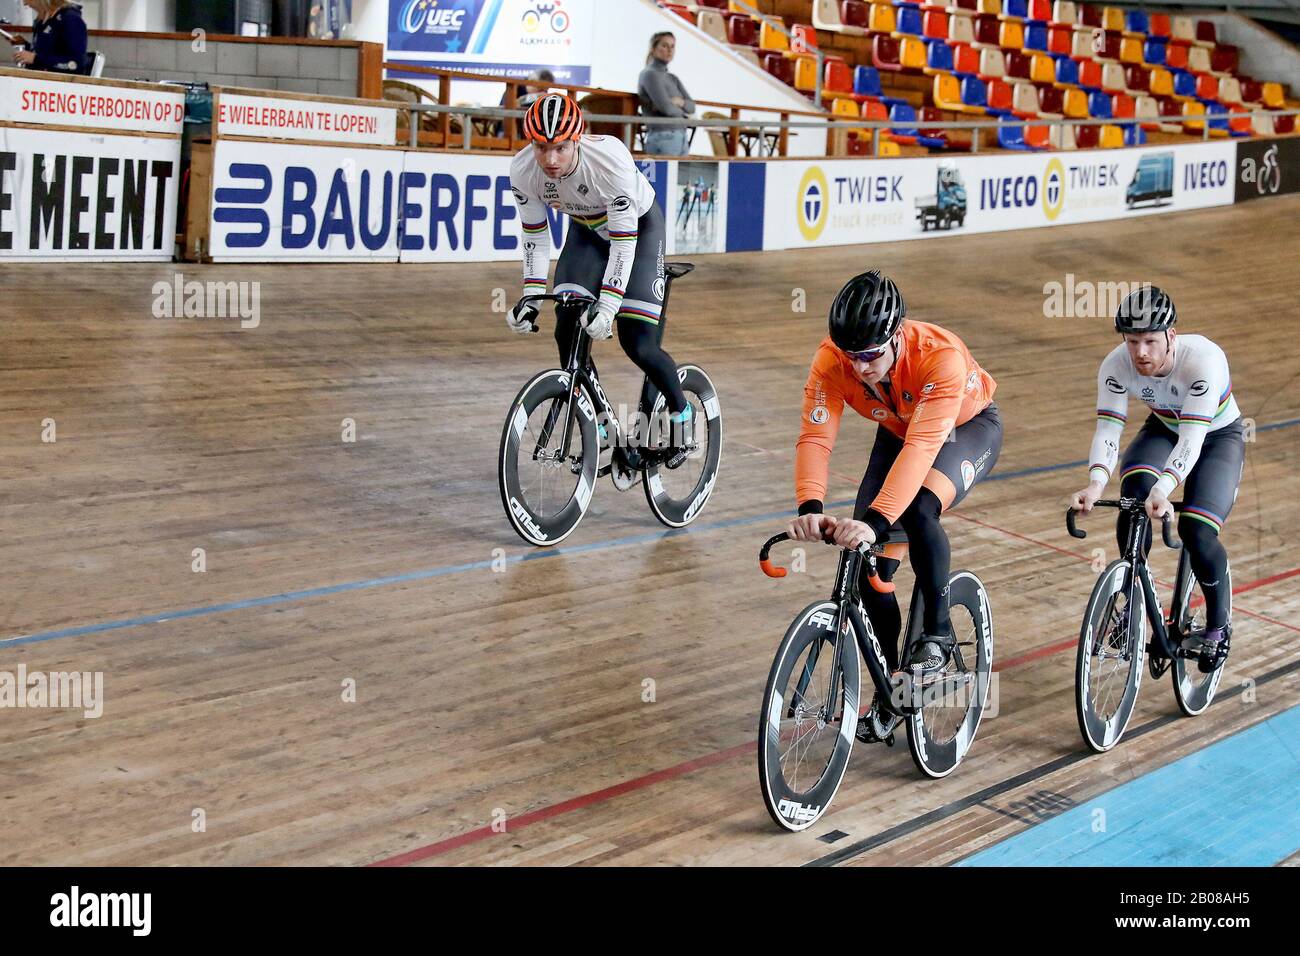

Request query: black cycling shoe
[
  {"left": 1197, "top": 625, "right": 1231, "bottom": 674},
  {"left": 855, "top": 693, "right": 902, "bottom": 744},
  {"left": 907, "top": 629, "right": 956, "bottom": 681}
]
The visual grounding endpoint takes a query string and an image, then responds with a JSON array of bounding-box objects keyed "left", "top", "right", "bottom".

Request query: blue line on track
[{"left": 3, "top": 417, "right": 1296, "bottom": 649}]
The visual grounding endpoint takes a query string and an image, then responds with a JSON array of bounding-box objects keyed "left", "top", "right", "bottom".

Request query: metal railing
[{"left": 406, "top": 101, "right": 1300, "bottom": 155}]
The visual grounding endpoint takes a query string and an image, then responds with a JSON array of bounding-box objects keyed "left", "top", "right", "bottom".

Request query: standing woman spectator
[
  {"left": 12, "top": 0, "right": 87, "bottom": 74},
  {"left": 638, "top": 31, "right": 695, "bottom": 156}
]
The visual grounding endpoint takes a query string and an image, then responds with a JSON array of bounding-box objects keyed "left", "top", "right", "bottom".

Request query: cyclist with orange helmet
[
  {"left": 507, "top": 92, "right": 693, "bottom": 467},
  {"left": 787, "top": 271, "right": 1003, "bottom": 681}
]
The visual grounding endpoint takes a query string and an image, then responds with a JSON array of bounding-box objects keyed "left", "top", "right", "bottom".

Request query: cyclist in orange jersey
[{"left": 787, "top": 271, "right": 1002, "bottom": 678}]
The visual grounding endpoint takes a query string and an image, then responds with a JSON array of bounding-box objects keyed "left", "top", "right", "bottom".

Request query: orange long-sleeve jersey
[{"left": 795, "top": 321, "right": 996, "bottom": 523}]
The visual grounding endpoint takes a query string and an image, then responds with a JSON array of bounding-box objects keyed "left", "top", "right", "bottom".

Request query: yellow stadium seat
[
  {"left": 1148, "top": 68, "right": 1173, "bottom": 97},
  {"left": 870, "top": 4, "right": 896, "bottom": 33},
  {"left": 1000, "top": 21, "right": 1023, "bottom": 50},
  {"left": 1262, "top": 82, "right": 1284, "bottom": 108},
  {"left": 1119, "top": 37, "right": 1143, "bottom": 64},
  {"left": 932, "top": 73, "right": 965, "bottom": 111},
  {"left": 978, "top": 0, "right": 1002, "bottom": 13},
  {"left": 1182, "top": 99, "right": 1205, "bottom": 132},
  {"left": 759, "top": 19, "right": 789, "bottom": 52},
  {"left": 1030, "top": 53, "right": 1055, "bottom": 83},
  {"left": 1100, "top": 124, "right": 1123, "bottom": 148},
  {"left": 1102, "top": 7, "right": 1124, "bottom": 32},
  {"left": 1064, "top": 88, "right": 1088, "bottom": 117},
  {"left": 793, "top": 54, "right": 819, "bottom": 92},
  {"left": 901, "top": 37, "right": 928, "bottom": 69}
]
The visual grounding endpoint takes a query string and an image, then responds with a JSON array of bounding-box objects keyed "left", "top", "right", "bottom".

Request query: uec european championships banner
[{"left": 386, "top": 0, "right": 593, "bottom": 84}]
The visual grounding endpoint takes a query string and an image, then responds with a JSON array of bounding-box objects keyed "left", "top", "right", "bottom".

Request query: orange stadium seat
[
  {"left": 1182, "top": 99, "right": 1206, "bottom": 132},
  {"left": 999, "top": 20, "right": 1024, "bottom": 49},
  {"left": 1228, "top": 104, "right": 1252, "bottom": 136},
  {"left": 1101, "top": 6, "right": 1124, "bottom": 32},
  {"left": 923, "top": 9, "right": 949, "bottom": 39},
  {"left": 825, "top": 59, "right": 854, "bottom": 95},
  {"left": 791, "top": 24, "right": 819, "bottom": 53},
  {"left": 1119, "top": 37, "right": 1143, "bottom": 65},
  {"left": 1148, "top": 13, "right": 1170, "bottom": 37},
  {"left": 1030, "top": 52, "right": 1055, "bottom": 83},
  {"left": 1077, "top": 59, "right": 1102, "bottom": 89},
  {"left": 954, "top": 42, "right": 982, "bottom": 74},
  {"left": 986, "top": 78, "right": 1014, "bottom": 110},
  {"left": 978, "top": 0, "right": 1002, "bottom": 13},
  {"left": 1099, "top": 123, "right": 1124, "bottom": 147},
  {"left": 901, "top": 37, "right": 928, "bottom": 70},
  {"left": 1196, "top": 74, "right": 1218, "bottom": 101},
  {"left": 932, "top": 73, "right": 965, "bottom": 110},
  {"left": 1262, "top": 82, "right": 1285, "bottom": 108},
  {"left": 1164, "top": 42, "right": 1187, "bottom": 70},
  {"left": 1148, "top": 67, "right": 1173, "bottom": 97},
  {"left": 793, "top": 54, "right": 819, "bottom": 91},
  {"left": 758, "top": 18, "right": 788, "bottom": 51},
  {"left": 870, "top": 3, "right": 897, "bottom": 33},
  {"left": 1048, "top": 25, "right": 1072, "bottom": 55},
  {"left": 1063, "top": 87, "right": 1089, "bottom": 117}
]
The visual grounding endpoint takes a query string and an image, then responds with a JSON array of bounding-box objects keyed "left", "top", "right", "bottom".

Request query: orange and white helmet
[{"left": 523, "top": 92, "right": 584, "bottom": 144}]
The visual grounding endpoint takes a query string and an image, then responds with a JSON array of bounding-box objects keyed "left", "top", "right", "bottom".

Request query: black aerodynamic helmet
[
  {"left": 827, "top": 270, "right": 906, "bottom": 352},
  {"left": 1115, "top": 285, "right": 1176, "bottom": 334}
]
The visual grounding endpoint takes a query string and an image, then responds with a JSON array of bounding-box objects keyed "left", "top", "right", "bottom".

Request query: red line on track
[{"left": 369, "top": 510, "right": 1299, "bottom": 866}]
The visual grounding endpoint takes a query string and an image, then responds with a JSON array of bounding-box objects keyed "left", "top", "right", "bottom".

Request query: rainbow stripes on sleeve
[
  {"left": 522, "top": 221, "right": 549, "bottom": 236},
  {"left": 1096, "top": 408, "right": 1127, "bottom": 426},
  {"left": 607, "top": 229, "right": 638, "bottom": 242}
]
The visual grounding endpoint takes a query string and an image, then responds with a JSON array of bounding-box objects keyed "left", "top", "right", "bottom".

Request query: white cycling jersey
[
  {"left": 1087, "top": 334, "right": 1240, "bottom": 499},
  {"left": 509, "top": 135, "right": 656, "bottom": 317}
]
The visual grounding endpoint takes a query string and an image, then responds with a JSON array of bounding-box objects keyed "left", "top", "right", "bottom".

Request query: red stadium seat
[
  {"left": 1124, "top": 65, "right": 1150, "bottom": 94},
  {"left": 1078, "top": 4, "right": 1102, "bottom": 29},
  {"left": 1239, "top": 79, "right": 1262, "bottom": 103},
  {"left": 1196, "top": 74, "right": 1217, "bottom": 100},
  {"left": 791, "top": 23, "right": 819, "bottom": 53},
  {"left": 726, "top": 14, "right": 758, "bottom": 46},
  {"left": 762, "top": 51, "right": 795, "bottom": 85},
  {"left": 825, "top": 59, "right": 853, "bottom": 94},
  {"left": 1148, "top": 13, "right": 1170, "bottom": 38},
  {"left": 873, "top": 34, "right": 904, "bottom": 71},
  {"left": 923, "top": 10, "right": 948, "bottom": 40},
  {"left": 1048, "top": 25, "right": 1072, "bottom": 55},
  {"left": 1074, "top": 124, "right": 1099, "bottom": 148},
  {"left": 1210, "top": 45, "right": 1237, "bottom": 75},
  {"left": 1195, "top": 21, "right": 1216, "bottom": 46},
  {"left": 842, "top": 0, "right": 870, "bottom": 30}
]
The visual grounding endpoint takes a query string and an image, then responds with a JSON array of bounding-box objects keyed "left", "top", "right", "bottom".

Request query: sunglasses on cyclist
[{"left": 841, "top": 344, "right": 890, "bottom": 363}]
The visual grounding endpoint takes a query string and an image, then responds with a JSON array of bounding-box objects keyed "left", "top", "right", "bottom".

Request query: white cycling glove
[
  {"left": 581, "top": 302, "right": 615, "bottom": 341},
  {"left": 506, "top": 300, "right": 539, "bottom": 334}
]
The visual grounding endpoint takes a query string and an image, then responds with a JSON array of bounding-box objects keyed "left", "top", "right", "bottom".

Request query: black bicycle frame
[
  {"left": 520, "top": 265, "right": 689, "bottom": 472},
  {"left": 1068, "top": 499, "right": 1185, "bottom": 660}
]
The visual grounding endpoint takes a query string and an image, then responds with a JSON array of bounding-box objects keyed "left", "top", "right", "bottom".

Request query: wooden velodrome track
[{"left": 1, "top": 195, "right": 1297, "bottom": 867}]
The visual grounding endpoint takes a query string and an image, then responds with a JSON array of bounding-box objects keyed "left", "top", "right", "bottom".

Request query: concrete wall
[{"left": 93, "top": 34, "right": 362, "bottom": 97}]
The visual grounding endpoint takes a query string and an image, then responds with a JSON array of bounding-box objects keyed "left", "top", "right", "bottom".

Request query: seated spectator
[
  {"left": 12, "top": 0, "right": 87, "bottom": 74},
  {"left": 638, "top": 31, "right": 695, "bottom": 155}
]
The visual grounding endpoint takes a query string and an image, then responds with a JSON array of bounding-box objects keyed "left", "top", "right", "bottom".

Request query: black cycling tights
[
  {"left": 555, "top": 307, "right": 688, "bottom": 416},
  {"left": 1117, "top": 479, "right": 1231, "bottom": 630},
  {"left": 856, "top": 488, "right": 952, "bottom": 666}
]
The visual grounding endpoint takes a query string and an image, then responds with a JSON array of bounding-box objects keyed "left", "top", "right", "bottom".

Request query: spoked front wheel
[
  {"left": 1171, "top": 556, "right": 1228, "bottom": 716},
  {"left": 1076, "top": 559, "right": 1145, "bottom": 753},
  {"left": 905, "top": 571, "right": 994, "bottom": 778},
  {"left": 498, "top": 369, "right": 599, "bottom": 547},
  {"left": 758, "top": 601, "right": 860, "bottom": 832},
  {"left": 643, "top": 365, "right": 723, "bottom": 528}
]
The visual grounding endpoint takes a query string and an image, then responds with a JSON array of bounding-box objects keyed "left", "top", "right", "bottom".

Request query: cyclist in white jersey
[
  {"left": 1070, "top": 286, "right": 1245, "bottom": 672},
  {"left": 505, "top": 92, "right": 692, "bottom": 468}
]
